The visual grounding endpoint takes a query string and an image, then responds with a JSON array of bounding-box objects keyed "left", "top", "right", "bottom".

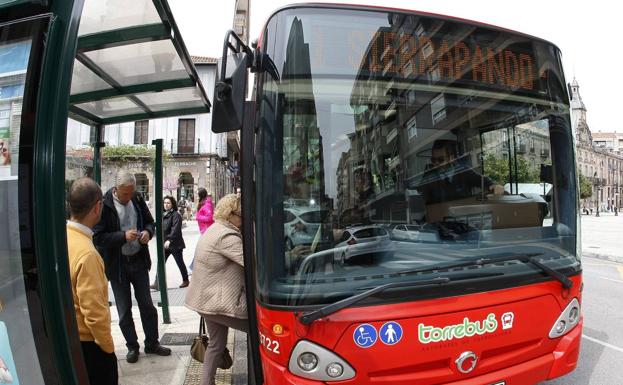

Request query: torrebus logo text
[{"left": 418, "top": 313, "right": 499, "bottom": 344}]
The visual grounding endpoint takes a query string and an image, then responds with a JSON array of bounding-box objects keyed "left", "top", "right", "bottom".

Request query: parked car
[
  {"left": 334, "top": 225, "right": 395, "bottom": 264},
  {"left": 283, "top": 206, "right": 333, "bottom": 273},
  {"left": 284, "top": 206, "right": 330, "bottom": 250},
  {"left": 391, "top": 224, "right": 439, "bottom": 242}
]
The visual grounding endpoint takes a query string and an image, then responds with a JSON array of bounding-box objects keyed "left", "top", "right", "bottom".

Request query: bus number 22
[{"left": 259, "top": 332, "right": 280, "bottom": 354}]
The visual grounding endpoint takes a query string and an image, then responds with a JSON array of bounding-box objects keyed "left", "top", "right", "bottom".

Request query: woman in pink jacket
[
  {"left": 190, "top": 188, "right": 214, "bottom": 273},
  {"left": 196, "top": 188, "right": 214, "bottom": 234}
]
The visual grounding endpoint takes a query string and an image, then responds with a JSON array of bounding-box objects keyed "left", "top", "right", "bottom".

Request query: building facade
[
  {"left": 66, "top": 56, "right": 240, "bottom": 206},
  {"left": 572, "top": 79, "right": 623, "bottom": 211}
]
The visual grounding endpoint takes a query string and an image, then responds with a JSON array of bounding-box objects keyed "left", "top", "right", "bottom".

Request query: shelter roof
[{"left": 68, "top": 0, "right": 211, "bottom": 126}]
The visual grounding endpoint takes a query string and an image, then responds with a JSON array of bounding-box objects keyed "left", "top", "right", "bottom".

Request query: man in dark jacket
[{"left": 93, "top": 171, "right": 171, "bottom": 363}]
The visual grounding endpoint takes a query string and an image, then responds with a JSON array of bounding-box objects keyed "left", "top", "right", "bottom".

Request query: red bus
[{"left": 215, "top": 3, "right": 582, "bottom": 385}]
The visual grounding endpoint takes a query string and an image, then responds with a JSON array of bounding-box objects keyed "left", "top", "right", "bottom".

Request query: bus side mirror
[{"left": 212, "top": 30, "right": 252, "bottom": 133}]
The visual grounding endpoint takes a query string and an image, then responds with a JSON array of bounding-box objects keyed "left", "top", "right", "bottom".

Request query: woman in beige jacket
[{"left": 185, "top": 193, "right": 247, "bottom": 385}]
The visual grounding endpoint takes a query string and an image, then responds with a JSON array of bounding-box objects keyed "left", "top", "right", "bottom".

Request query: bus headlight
[
  {"left": 297, "top": 352, "right": 318, "bottom": 371},
  {"left": 289, "top": 340, "right": 355, "bottom": 381},
  {"left": 549, "top": 298, "right": 581, "bottom": 338},
  {"left": 326, "top": 362, "right": 344, "bottom": 378}
]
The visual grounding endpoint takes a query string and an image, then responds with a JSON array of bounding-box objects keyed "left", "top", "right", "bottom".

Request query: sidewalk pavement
[
  {"left": 580, "top": 211, "right": 623, "bottom": 263},
  {"left": 109, "top": 220, "right": 245, "bottom": 385}
]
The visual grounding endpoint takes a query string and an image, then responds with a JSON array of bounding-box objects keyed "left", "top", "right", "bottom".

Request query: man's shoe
[
  {"left": 145, "top": 343, "right": 171, "bottom": 356},
  {"left": 126, "top": 348, "right": 139, "bottom": 363},
  {"left": 179, "top": 280, "right": 189, "bottom": 288}
]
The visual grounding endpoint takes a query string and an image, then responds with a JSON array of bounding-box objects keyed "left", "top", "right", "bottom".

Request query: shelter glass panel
[
  {"left": 82, "top": 40, "right": 188, "bottom": 87},
  {"left": 135, "top": 87, "right": 205, "bottom": 112},
  {"left": 78, "top": 0, "right": 161, "bottom": 36},
  {"left": 70, "top": 60, "right": 113, "bottom": 95},
  {"left": 0, "top": 17, "right": 48, "bottom": 385},
  {"left": 75, "top": 96, "right": 144, "bottom": 118}
]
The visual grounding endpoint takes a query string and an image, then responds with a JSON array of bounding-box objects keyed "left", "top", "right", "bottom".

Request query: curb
[{"left": 582, "top": 251, "right": 623, "bottom": 264}]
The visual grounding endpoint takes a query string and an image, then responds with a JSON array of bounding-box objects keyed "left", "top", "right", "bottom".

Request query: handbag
[
  {"left": 190, "top": 317, "right": 209, "bottom": 362},
  {"left": 189, "top": 316, "right": 234, "bottom": 369}
]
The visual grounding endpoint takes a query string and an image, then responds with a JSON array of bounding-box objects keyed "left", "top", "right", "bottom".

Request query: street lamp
[
  {"left": 594, "top": 171, "right": 600, "bottom": 217},
  {"left": 615, "top": 183, "right": 619, "bottom": 216}
]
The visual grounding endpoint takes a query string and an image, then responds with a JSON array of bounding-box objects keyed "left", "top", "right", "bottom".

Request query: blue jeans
[{"left": 110, "top": 257, "right": 159, "bottom": 350}]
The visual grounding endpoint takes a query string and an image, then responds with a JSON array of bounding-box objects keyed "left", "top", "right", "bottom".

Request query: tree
[
  {"left": 483, "top": 154, "right": 539, "bottom": 185},
  {"left": 102, "top": 144, "right": 152, "bottom": 160},
  {"left": 578, "top": 173, "right": 593, "bottom": 199},
  {"left": 163, "top": 176, "right": 179, "bottom": 196}
]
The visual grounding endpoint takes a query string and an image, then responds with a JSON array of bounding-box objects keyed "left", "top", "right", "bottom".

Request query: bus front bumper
[{"left": 261, "top": 319, "right": 582, "bottom": 385}]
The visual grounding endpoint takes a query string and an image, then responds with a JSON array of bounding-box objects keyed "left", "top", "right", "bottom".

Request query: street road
[{"left": 542, "top": 256, "right": 623, "bottom": 384}]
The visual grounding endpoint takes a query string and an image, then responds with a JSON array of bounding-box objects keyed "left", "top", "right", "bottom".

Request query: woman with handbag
[{"left": 185, "top": 193, "right": 246, "bottom": 385}]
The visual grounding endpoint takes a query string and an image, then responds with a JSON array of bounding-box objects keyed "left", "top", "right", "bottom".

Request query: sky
[{"left": 169, "top": 0, "right": 621, "bottom": 133}]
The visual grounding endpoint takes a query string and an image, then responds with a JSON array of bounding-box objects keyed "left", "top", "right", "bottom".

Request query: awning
[{"left": 68, "top": 0, "right": 210, "bottom": 126}]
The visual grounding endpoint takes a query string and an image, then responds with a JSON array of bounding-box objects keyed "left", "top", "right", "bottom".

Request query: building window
[
  {"left": 178, "top": 118, "right": 195, "bottom": 153},
  {"left": 134, "top": 120, "right": 149, "bottom": 144}
]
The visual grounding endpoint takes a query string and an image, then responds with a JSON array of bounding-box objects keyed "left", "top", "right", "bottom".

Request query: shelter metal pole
[
  {"left": 93, "top": 124, "right": 104, "bottom": 184},
  {"left": 152, "top": 138, "right": 170, "bottom": 323}
]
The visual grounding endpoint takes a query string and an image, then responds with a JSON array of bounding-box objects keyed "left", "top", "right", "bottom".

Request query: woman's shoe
[{"left": 179, "top": 280, "right": 189, "bottom": 288}]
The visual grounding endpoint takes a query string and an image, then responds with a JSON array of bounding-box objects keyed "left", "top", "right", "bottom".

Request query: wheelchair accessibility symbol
[{"left": 353, "top": 323, "right": 377, "bottom": 348}]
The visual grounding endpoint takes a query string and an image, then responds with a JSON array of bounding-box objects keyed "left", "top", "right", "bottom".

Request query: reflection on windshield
[{"left": 256, "top": 7, "right": 578, "bottom": 306}]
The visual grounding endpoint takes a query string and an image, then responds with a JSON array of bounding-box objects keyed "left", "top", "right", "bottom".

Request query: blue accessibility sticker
[
  {"left": 379, "top": 321, "right": 403, "bottom": 345},
  {"left": 353, "top": 323, "right": 377, "bottom": 348}
]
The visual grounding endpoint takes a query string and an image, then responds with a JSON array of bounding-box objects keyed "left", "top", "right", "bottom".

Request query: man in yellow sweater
[{"left": 67, "top": 177, "right": 118, "bottom": 385}]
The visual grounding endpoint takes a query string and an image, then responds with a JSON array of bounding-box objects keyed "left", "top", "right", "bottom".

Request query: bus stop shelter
[{"left": 68, "top": 0, "right": 212, "bottom": 323}]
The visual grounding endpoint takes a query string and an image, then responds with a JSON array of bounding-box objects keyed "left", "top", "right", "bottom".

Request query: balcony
[
  {"left": 589, "top": 177, "right": 607, "bottom": 186},
  {"left": 170, "top": 138, "right": 203, "bottom": 156}
]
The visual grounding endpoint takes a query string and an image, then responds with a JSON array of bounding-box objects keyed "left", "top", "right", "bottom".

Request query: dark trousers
[
  {"left": 165, "top": 248, "right": 189, "bottom": 282},
  {"left": 81, "top": 341, "right": 118, "bottom": 385},
  {"left": 110, "top": 258, "right": 159, "bottom": 350}
]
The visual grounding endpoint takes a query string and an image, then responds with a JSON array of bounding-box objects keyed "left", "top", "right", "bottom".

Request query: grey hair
[{"left": 115, "top": 171, "right": 136, "bottom": 188}]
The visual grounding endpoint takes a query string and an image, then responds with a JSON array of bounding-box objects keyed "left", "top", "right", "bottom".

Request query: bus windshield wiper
[
  {"left": 396, "top": 252, "right": 573, "bottom": 290},
  {"left": 298, "top": 253, "right": 572, "bottom": 325},
  {"left": 298, "top": 277, "right": 450, "bottom": 325}
]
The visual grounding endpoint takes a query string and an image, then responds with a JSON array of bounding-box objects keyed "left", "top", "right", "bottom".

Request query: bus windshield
[{"left": 255, "top": 6, "right": 579, "bottom": 307}]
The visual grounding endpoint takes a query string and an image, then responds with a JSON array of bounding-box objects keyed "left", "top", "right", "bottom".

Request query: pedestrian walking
[
  {"left": 185, "top": 194, "right": 247, "bottom": 385},
  {"left": 195, "top": 188, "right": 214, "bottom": 234},
  {"left": 93, "top": 171, "right": 171, "bottom": 363},
  {"left": 66, "top": 177, "right": 118, "bottom": 385},
  {"left": 178, "top": 196, "right": 187, "bottom": 219},
  {"left": 189, "top": 188, "right": 214, "bottom": 272},
  {"left": 151, "top": 196, "right": 189, "bottom": 289}
]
